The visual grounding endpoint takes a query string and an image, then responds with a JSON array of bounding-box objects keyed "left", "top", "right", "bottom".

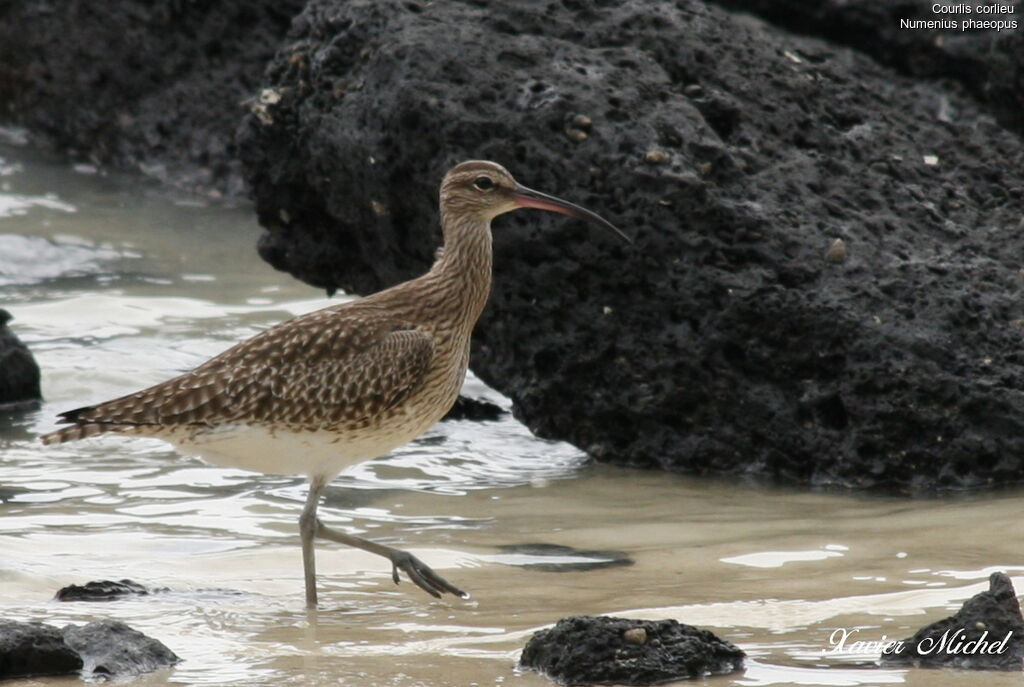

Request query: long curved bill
[{"left": 512, "top": 184, "right": 631, "bottom": 243}]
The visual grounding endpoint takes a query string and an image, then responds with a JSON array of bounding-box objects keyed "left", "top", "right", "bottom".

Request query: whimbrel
[{"left": 41, "top": 160, "right": 628, "bottom": 608}]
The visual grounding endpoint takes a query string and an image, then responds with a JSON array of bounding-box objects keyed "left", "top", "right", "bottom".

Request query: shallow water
[{"left": 2, "top": 138, "right": 1023, "bottom": 686}]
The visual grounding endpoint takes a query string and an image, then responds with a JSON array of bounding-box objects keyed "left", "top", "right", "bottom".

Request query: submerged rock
[
  {"left": 881, "top": 572, "right": 1024, "bottom": 670},
  {"left": 520, "top": 615, "right": 744, "bottom": 685},
  {"left": 495, "top": 543, "right": 633, "bottom": 573},
  {"left": 62, "top": 620, "right": 180, "bottom": 679},
  {"left": 236, "top": 0, "right": 1024, "bottom": 492},
  {"left": 54, "top": 580, "right": 246, "bottom": 604},
  {"left": 442, "top": 395, "right": 505, "bottom": 422},
  {"left": 0, "top": 620, "right": 82, "bottom": 680},
  {"left": 55, "top": 579, "right": 159, "bottom": 602},
  {"left": 0, "top": 309, "right": 41, "bottom": 408}
]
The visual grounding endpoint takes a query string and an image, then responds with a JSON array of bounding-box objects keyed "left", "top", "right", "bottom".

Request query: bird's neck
[{"left": 429, "top": 211, "right": 493, "bottom": 326}]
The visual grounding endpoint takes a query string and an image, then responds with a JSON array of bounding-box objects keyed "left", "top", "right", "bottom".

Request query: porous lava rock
[
  {"left": 881, "top": 572, "right": 1024, "bottom": 670},
  {"left": 519, "top": 615, "right": 744, "bottom": 685},
  {"left": 235, "top": 0, "right": 1024, "bottom": 491},
  {"left": 55, "top": 579, "right": 158, "bottom": 602},
  {"left": 0, "top": 309, "right": 41, "bottom": 408},
  {"left": 713, "top": 0, "right": 1024, "bottom": 134},
  {"left": 61, "top": 620, "right": 180, "bottom": 679},
  {"left": 0, "top": 0, "right": 304, "bottom": 193},
  {"left": 0, "top": 618, "right": 178, "bottom": 680},
  {"left": 442, "top": 395, "right": 505, "bottom": 422},
  {"left": 0, "top": 620, "right": 82, "bottom": 680}
]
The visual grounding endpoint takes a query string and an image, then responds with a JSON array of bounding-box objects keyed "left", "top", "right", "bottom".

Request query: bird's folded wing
[{"left": 55, "top": 309, "right": 436, "bottom": 431}]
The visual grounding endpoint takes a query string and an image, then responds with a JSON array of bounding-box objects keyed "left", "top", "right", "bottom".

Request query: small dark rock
[
  {"left": 0, "top": 620, "right": 82, "bottom": 680},
  {"left": 0, "top": 486, "right": 30, "bottom": 503},
  {"left": 441, "top": 395, "right": 505, "bottom": 422},
  {"left": 520, "top": 615, "right": 744, "bottom": 685},
  {"left": 62, "top": 620, "right": 179, "bottom": 678},
  {"left": 0, "top": 309, "right": 41, "bottom": 408},
  {"left": 55, "top": 579, "right": 159, "bottom": 602},
  {"left": 881, "top": 572, "right": 1024, "bottom": 670}
]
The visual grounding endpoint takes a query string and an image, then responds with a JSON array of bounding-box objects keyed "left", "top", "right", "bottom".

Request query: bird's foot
[
  {"left": 387, "top": 548, "right": 468, "bottom": 599},
  {"left": 313, "top": 519, "right": 468, "bottom": 599}
]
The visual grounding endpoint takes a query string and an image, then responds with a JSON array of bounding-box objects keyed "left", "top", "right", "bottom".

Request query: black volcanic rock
[
  {"left": 0, "top": 618, "right": 178, "bottom": 680},
  {"left": 520, "top": 615, "right": 744, "bottom": 685},
  {"left": 712, "top": 0, "right": 1024, "bottom": 134},
  {"left": 0, "top": 309, "right": 41, "bottom": 407},
  {"left": 881, "top": 572, "right": 1024, "bottom": 670},
  {"left": 62, "top": 620, "right": 180, "bottom": 679},
  {"left": 235, "top": 0, "right": 1024, "bottom": 491},
  {"left": 55, "top": 579, "right": 159, "bottom": 602},
  {"left": 0, "top": 0, "right": 304, "bottom": 193},
  {"left": 442, "top": 395, "right": 505, "bottom": 422},
  {"left": 0, "top": 620, "right": 82, "bottom": 680}
]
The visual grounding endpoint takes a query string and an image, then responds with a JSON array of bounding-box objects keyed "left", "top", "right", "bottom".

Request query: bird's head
[{"left": 440, "top": 160, "right": 629, "bottom": 242}]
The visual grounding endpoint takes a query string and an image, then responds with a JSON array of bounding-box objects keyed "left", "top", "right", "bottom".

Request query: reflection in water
[
  {"left": 2, "top": 143, "right": 1024, "bottom": 686},
  {"left": 722, "top": 546, "right": 847, "bottom": 569}
]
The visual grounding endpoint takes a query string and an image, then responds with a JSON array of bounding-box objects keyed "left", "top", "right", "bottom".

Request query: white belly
[{"left": 171, "top": 419, "right": 434, "bottom": 480}]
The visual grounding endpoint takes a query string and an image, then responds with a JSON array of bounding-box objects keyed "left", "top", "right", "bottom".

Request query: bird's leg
[
  {"left": 314, "top": 520, "right": 467, "bottom": 599},
  {"left": 299, "top": 476, "right": 327, "bottom": 609}
]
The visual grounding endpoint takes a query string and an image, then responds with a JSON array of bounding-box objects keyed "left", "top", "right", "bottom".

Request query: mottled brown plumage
[
  {"left": 41, "top": 160, "right": 626, "bottom": 608},
  {"left": 46, "top": 308, "right": 436, "bottom": 439}
]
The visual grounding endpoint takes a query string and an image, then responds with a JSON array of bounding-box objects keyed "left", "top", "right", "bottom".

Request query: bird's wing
[{"left": 52, "top": 307, "right": 436, "bottom": 432}]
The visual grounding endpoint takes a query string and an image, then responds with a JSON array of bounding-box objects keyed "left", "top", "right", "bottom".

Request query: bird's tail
[{"left": 39, "top": 423, "right": 112, "bottom": 446}]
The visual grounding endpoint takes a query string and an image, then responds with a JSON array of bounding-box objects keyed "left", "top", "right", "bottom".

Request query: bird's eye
[{"left": 473, "top": 175, "right": 495, "bottom": 191}]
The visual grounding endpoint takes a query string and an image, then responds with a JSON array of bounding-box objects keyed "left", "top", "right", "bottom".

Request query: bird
[{"left": 41, "top": 160, "right": 629, "bottom": 608}]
